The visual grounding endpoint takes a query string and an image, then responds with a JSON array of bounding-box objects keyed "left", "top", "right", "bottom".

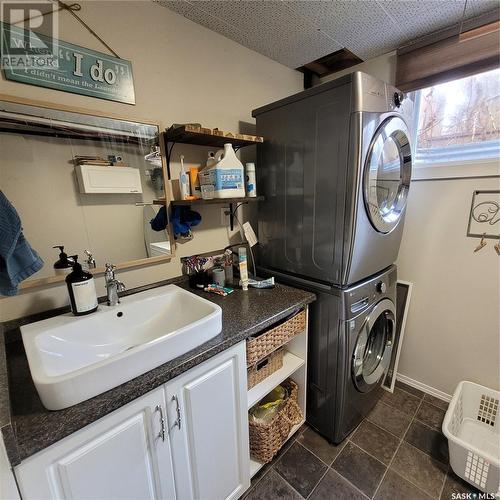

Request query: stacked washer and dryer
[{"left": 253, "top": 72, "right": 413, "bottom": 443}]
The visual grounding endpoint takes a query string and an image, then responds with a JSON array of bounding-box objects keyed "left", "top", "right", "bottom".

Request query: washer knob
[{"left": 376, "top": 281, "right": 387, "bottom": 294}]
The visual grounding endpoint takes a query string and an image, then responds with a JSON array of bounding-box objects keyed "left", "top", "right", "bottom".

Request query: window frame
[{"left": 409, "top": 75, "right": 500, "bottom": 180}]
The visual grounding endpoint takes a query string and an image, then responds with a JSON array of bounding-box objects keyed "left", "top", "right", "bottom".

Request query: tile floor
[{"left": 244, "top": 381, "right": 482, "bottom": 500}]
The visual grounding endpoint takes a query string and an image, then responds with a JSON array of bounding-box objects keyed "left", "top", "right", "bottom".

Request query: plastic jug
[{"left": 199, "top": 143, "right": 245, "bottom": 198}]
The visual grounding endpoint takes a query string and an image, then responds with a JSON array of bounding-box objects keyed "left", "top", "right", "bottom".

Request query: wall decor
[
  {"left": 467, "top": 190, "right": 500, "bottom": 240},
  {"left": 1, "top": 22, "right": 135, "bottom": 105}
]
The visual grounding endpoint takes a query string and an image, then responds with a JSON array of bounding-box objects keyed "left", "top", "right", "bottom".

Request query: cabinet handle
[
  {"left": 172, "top": 395, "right": 181, "bottom": 430},
  {"left": 156, "top": 404, "right": 166, "bottom": 442}
]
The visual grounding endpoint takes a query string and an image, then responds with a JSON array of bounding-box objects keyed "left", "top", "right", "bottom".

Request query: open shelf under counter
[
  {"left": 249, "top": 420, "right": 305, "bottom": 478},
  {"left": 247, "top": 351, "right": 305, "bottom": 409}
]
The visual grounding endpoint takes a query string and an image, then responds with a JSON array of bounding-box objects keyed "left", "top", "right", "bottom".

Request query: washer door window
[
  {"left": 364, "top": 116, "right": 412, "bottom": 233},
  {"left": 353, "top": 299, "right": 395, "bottom": 393}
]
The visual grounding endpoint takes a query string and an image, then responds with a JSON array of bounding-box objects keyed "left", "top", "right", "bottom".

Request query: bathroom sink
[{"left": 21, "top": 285, "right": 222, "bottom": 410}]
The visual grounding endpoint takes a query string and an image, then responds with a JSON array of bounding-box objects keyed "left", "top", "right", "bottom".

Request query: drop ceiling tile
[
  {"left": 376, "top": 0, "right": 466, "bottom": 38},
  {"left": 160, "top": 0, "right": 343, "bottom": 67},
  {"left": 289, "top": 0, "right": 404, "bottom": 59}
]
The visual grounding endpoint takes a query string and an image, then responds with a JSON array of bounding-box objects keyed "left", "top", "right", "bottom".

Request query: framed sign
[{"left": 1, "top": 22, "right": 135, "bottom": 105}]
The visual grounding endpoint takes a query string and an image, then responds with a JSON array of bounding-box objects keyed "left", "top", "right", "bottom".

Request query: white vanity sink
[{"left": 21, "top": 285, "right": 222, "bottom": 410}]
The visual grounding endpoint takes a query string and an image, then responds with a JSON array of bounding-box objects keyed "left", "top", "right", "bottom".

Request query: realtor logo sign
[{"left": 0, "top": 1, "right": 135, "bottom": 104}]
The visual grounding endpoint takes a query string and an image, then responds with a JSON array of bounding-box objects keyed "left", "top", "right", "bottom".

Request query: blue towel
[
  {"left": 171, "top": 206, "right": 201, "bottom": 238},
  {"left": 150, "top": 205, "right": 168, "bottom": 232},
  {"left": 0, "top": 191, "right": 44, "bottom": 296}
]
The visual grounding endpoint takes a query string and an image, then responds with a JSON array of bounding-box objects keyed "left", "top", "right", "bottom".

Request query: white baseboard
[{"left": 396, "top": 373, "right": 452, "bottom": 402}]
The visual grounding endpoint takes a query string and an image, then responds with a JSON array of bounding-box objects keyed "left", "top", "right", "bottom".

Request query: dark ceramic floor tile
[
  {"left": 395, "top": 380, "right": 425, "bottom": 399},
  {"left": 404, "top": 420, "right": 449, "bottom": 464},
  {"left": 350, "top": 420, "right": 400, "bottom": 465},
  {"left": 367, "top": 401, "right": 412, "bottom": 438},
  {"left": 440, "top": 471, "right": 481, "bottom": 499},
  {"left": 309, "top": 470, "right": 368, "bottom": 500},
  {"left": 382, "top": 388, "right": 421, "bottom": 416},
  {"left": 297, "top": 427, "right": 345, "bottom": 465},
  {"left": 423, "top": 394, "right": 449, "bottom": 411},
  {"left": 332, "top": 442, "right": 386, "bottom": 497},
  {"left": 391, "top": 442, "right": 447, "bottom": 498},
  {"left": 374, "top": 469, "right": 433, "bottom": 500},
  {"left": 416, "top": 401, "right": 446, "bottom": 431},
  {"left": 244, "top": 469, "right": 302, "bottom": 500},
  {"left": 275, "top": 442, "right": 327, "bottom": 498}
]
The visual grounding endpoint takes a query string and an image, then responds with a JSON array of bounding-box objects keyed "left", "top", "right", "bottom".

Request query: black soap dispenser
[
  {"left": 53, "top": 245, "right": 74, "bottom": 276},
  {"left": 66, "top": 255, "right": 98, "bottom": 316}
]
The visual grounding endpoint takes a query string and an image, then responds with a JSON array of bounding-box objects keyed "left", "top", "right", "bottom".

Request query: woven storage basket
[
  {"left": 246, "top": 310, "right": 306, "bottom": 366},
  {"left": 247, "top": 349, "right": 284, "bottom": 390},
  {"left": 249, "top": 379, "right": 303, "bottom": 464}
]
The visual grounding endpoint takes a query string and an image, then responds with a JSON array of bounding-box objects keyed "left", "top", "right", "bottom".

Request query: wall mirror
[{"left": 0, "top": 96, "right": 173, "bottom": 290}]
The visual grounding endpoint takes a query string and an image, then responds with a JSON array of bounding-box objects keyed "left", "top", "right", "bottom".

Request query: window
[{"left": 411, "top": 69, "right": 500, "bottom": 170}]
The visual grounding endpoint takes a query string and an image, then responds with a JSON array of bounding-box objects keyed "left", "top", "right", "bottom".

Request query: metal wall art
[{"left": 467, "top": 190, "right": 500, "bottom": 255}]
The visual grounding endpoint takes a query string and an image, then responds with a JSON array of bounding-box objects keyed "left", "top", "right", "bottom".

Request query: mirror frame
[{"left": 0, "top": 93, "right": 175, "bottom": 292}]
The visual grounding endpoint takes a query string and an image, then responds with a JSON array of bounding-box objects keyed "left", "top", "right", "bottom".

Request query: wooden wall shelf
[
  {"left": 170, "top": 196, "right": 264, "bottom": 207},
  {"left": 165, "top": 125, "right": 263, "bottom": 149}
]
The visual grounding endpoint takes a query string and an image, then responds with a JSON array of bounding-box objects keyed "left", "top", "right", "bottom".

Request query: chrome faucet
[{"left": 105, "top": 263, "right": 126, "bottom": 306}]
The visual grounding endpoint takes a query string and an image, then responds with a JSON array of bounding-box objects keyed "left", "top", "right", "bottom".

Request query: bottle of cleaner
[
  {"left": 199, "top": 143, "right": 245, "bottom": 198},
  {"left": 179, "top": 155, "right": 191, "bottom": 200},
  {"left": 52, "top": 245, "right": 74, "bottom": 275},
  {"left": 245, "top": 163, "right": 257, "bottom": 197},
  {"left": 65, "top": 255, "right": 98, "bottom": 316}
]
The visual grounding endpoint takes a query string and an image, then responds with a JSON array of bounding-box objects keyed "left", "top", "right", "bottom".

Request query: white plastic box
[
  {"left": 442, "top": 381, "right": 499, "bottom": 494},
  {"left": 76, "top": 165, "right": 142, "bottom": 194}
]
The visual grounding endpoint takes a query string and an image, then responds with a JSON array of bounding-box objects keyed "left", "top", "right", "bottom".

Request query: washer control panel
[{"left": 343, "top": 266, "right": 397, "bottom": 320}]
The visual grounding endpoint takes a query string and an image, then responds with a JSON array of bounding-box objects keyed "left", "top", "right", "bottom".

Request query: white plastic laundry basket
[{"left": 443, "top": 381, "right": 500, "bottom": 495}]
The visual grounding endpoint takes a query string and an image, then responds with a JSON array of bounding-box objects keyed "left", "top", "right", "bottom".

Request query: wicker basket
[
  {"left": 249, "top": 379, "right": 303, "bottom": 464},
  {"left": 246, "top": 310, "right": 306, "bottom": 366},
  {"left": 247, "top": 349, "right": 284, "bottom": 389}
]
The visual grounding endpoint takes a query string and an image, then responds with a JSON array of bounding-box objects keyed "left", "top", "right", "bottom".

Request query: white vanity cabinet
[
  {"left": 15, "top": 386, "right": 176, "bottom": 500},
  {"left": 14, "top": 342, "right": 250, "bottom": 500},
  {"left": 165, "top": 342, "right": 250, "bottom": 500}
]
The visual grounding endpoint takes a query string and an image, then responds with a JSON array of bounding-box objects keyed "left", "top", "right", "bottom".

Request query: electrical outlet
[{"left": 220, "top": 207, "right": 230, "bottom": 226}]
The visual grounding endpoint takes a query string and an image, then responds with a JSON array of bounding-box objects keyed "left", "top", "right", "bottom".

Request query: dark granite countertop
[{"left": 1, "top": 276, "right": 315, "bottom": 465}]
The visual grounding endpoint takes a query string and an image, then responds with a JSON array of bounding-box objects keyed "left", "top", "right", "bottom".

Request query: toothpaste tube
[
  {"left": 204, "top": 284, "right": 234, "bottom": 296},
  {"left": 248, "top": 277, "right": 275, "bottom": 289}
]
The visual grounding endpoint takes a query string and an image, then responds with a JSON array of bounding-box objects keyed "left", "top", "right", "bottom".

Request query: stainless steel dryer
[{"left": 253, "top": 71, "right": 412, "bottom": 287}]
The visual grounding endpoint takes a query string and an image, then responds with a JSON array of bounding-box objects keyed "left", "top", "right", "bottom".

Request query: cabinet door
[
  {"left": 166, "top": 342, "right": 250, "bottom": 500},
  {"left": 15, "top": 387, "right": 176, "bottom": 500}
]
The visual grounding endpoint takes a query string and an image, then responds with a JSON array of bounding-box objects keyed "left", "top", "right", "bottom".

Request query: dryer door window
[
  {"left": 353, "top": 299, "right": 395, "bottom": 393},
  {"left": 364, "top": 116, "right": 412, "bottom": 233}
]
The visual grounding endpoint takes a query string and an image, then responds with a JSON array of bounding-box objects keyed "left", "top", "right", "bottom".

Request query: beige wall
[
  {"left": 321, "top": 53, "right": 500, "bottom": 396},
  {"left": 398, "top": 177, "right": 500, "bottom": 395},
  {"left": 0, "top": 0, "right": 302, "bottom": 321}
]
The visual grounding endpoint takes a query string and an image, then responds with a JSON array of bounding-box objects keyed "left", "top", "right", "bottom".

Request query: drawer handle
[
  {"left": 156, "top": 404, "right": 166, "bottom": 442},
  {"left": 172, "top": 395, "right": 182, "bottom": 430}
]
